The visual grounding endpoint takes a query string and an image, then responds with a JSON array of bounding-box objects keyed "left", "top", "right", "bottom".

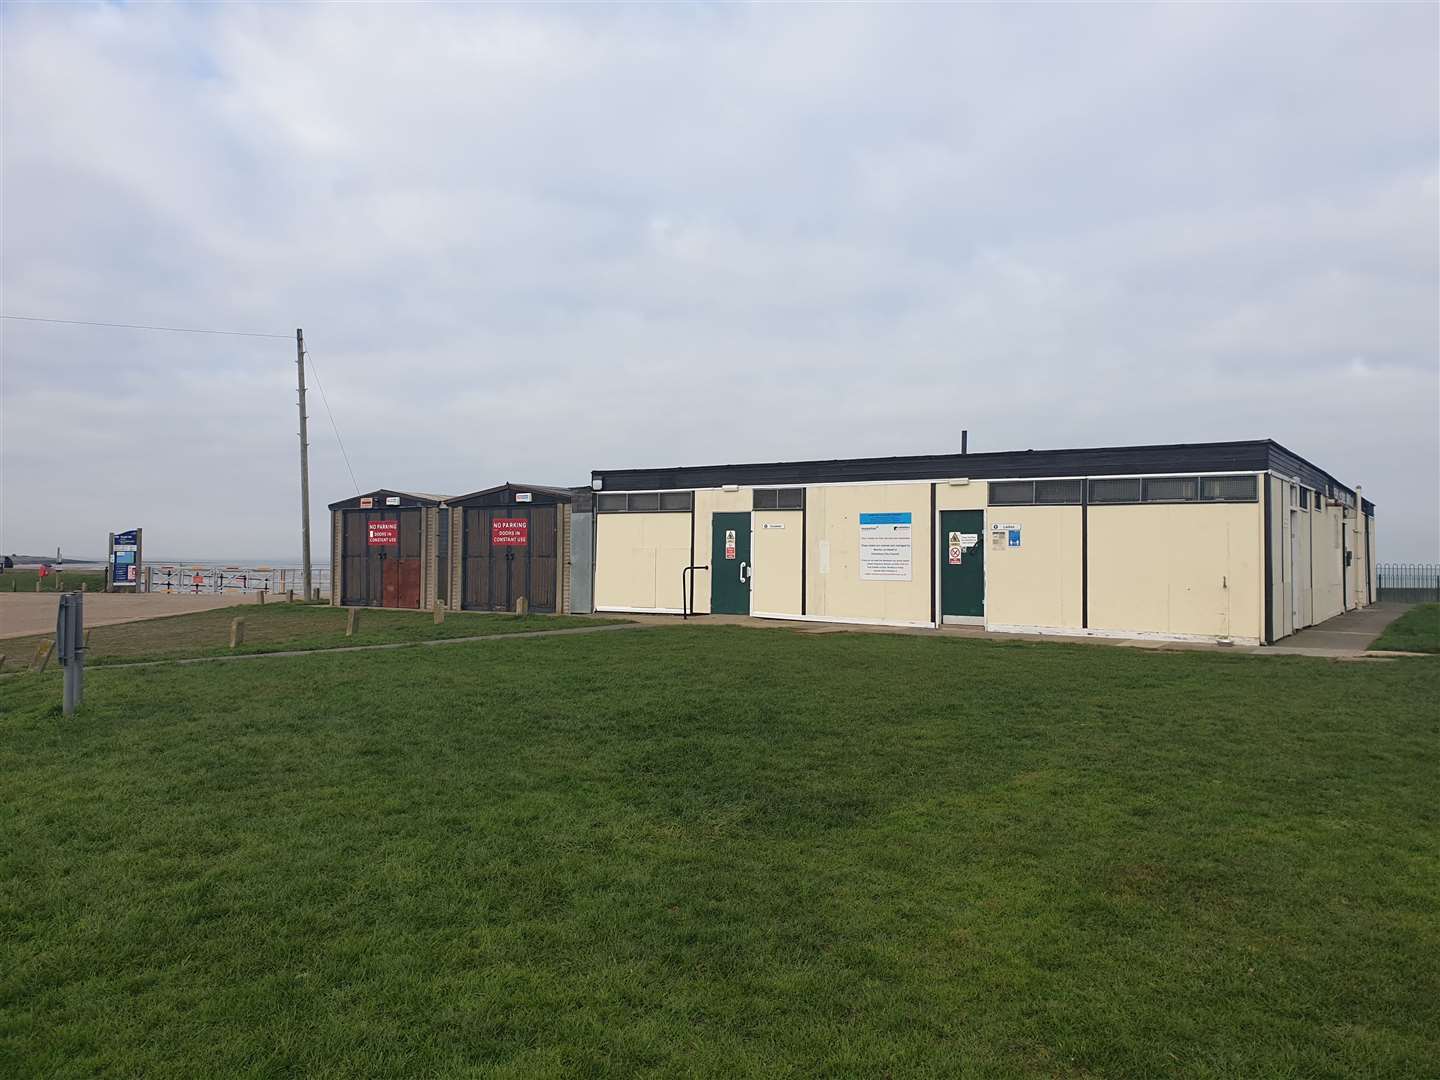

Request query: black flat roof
[{"left": 593, "top": 439, "right": 1361, "bottom": 505}]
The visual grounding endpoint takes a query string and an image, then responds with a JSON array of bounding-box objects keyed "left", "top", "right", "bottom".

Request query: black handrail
[{"left": 681, "top": 565, "right": 709, "bottom": 620}]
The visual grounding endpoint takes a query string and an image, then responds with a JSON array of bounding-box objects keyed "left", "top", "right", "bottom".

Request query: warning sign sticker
[
  {"left": 724, "top": 529, "right": 737, "bottom": 559},
  {"left": 491, "top": 518, "right": 529, "bottom": 546}
]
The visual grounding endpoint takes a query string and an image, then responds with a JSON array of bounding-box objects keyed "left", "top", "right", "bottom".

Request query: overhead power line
[
  {"left": 1, "top": 314, "right": 291, "bottom": 339},
  {"left": 304, "top": 349, "right": 362, "bottom": 497}
]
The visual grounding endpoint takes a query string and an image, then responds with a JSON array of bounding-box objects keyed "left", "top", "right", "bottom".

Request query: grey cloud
[{"left": 2, "top": 2, "right": 1436, "bottom": 562}]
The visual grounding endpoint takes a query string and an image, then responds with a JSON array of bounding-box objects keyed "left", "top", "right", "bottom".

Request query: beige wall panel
[
  {"left": 985, "top": 505, "right": 1083, "bottom": 630},
  {"left": 1277, "top": 485, "right": 1295, "bottom": 639},
  {"left": 1311, "top": 502, "right": 1344, "bottom": 624},
  {"left": 1090, "top": 502, "right": 1262, "bottom": 641},
  {"left": 691, "top": 488, "right": 748, "bottom": 615},
  {"left": 1295, "top": 500, "right": 1313, "bottom": 629},
  {"left": 805, "top": 483, "right": 932, "bottom": 625},
  {"left": 935, "top": 480, "right": 988, "bottom": 511},
  {"left": 752, "top": 510, "right": 804, "bottom": 615},
  {"left": 595, "top": 512, "right": 692, "bottom": 612}
]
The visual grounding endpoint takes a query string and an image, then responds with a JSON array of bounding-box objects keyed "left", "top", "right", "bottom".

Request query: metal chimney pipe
[{"left": 961, "top": 429, "right": 968, "bottom": 454}]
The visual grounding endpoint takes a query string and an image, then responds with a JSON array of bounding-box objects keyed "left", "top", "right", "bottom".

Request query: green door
[
  {"left": 710, "top": 512, "right": 751, "bottom": 614},
  {"left": 940, "top": 510, "right": 985, "bottom": 620}
]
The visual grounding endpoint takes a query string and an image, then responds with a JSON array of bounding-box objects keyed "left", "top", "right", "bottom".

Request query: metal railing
[
  {"left": 149, "top": 565, "right": 331, "bottom": 598},
  {"left": 1376, "top": 563, "right": 1440, "bottom": 604}
]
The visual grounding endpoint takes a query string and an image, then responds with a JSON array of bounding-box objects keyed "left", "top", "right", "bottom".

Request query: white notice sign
[{"left": 859, "top": 512, "right": 912, "bottom": 581}]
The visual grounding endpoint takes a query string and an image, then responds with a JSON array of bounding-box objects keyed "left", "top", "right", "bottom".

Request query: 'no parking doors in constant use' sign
[
  {"left": 367, "top": 519, "right": 399, "bottom": 546},
  {"left": 492, "top": 518, "right": 529, "bottom": 546}
]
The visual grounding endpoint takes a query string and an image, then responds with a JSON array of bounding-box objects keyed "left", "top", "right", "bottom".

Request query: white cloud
[{"left": 2, "top": 2, "right": 1436, "bottom": 560}]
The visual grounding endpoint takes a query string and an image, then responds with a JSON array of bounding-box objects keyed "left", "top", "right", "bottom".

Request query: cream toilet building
[{"left": 587, "top": 439, "right": 1376, "bottom": 645}]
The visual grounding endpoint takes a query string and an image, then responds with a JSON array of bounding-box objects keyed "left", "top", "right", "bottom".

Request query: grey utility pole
[{"left": 296, "top": 328, "right": 312, "bottom": 599}]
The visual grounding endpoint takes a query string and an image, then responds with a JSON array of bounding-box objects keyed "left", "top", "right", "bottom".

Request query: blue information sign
[
  {"left": 114, "top": 530, "right": 139, "bottom": 546},
  {"left": 112, "top": 550, "right": 136, "bottom": 585}
]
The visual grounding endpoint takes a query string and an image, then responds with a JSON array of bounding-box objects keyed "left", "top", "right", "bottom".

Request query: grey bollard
[
  {"left": 229, "top": 617, "right": 245, "bottom": 648},
  {"left": 81, "top": 582, "right": 87, "bottom": 593},
  {"left": 434, "top": 600, "right": 445, "bottom": 625},
  {"left": 515, "top": 596, "right": 528, "bottom": 616},
  {"left": 346, "top": 608, "right": 360, "bottom": 637}
]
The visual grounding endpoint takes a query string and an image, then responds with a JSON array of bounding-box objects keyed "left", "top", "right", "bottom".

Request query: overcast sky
[{"left": 2, "top": 3, "right": 1436, "bottom": 561}]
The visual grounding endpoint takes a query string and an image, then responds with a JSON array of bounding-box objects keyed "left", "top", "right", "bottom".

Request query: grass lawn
[
  {"left": 0, "top": 603, "right": 625, "bottom": 672},
  {"left": 2, "top": 627, "right": 1436, "bottom": 1078},
  {"left": 1371, "top": 603, "right": 1440, "bottom": 654},
  {"left": 1, "top": 568, "right": 107, "bottom": 594}
]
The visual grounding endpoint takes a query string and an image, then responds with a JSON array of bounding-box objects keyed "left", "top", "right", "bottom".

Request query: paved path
[
  {"left": 611, "top": 606, "right": 1423, "bottom": 658},
  {"left": 0, "top": 593, "right": 249, "bottom": 640},
  {"left": 1267, "top": 602, "right": 1414, "bottom": 657}
]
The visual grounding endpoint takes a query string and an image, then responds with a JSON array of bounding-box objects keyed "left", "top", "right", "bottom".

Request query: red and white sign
[
  {"left": 492, "top": 518, "right": 529, "bottom": 546},
  {"left": 367, "top": 519, "right": 399, "bottom": 546},
  {"left": 724, "top": 529, "right": 737, "bottom": 560},
  {"left": 359, "top": 497, "right": 374, "bottom": 509}
]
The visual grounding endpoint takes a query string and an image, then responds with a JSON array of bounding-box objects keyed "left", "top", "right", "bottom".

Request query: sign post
[
  {"left": 57, "top": 592, "right": 84, "bottom": 715},
  {"left": 108, "top": 528, "right": 143, "bottom": 592}
]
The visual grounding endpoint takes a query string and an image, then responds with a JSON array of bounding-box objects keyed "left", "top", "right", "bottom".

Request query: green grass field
[
  {"left": 1371, "top": 603, "right": 1440, "bottom": 654},
  {"left": 0, "top": 603, "right": 624, "bottom": 672},
  {"left": 1, "top": 568, "right": 107, "bottom": 593},
  {"left": 3, "top": 627, "right": 1436, "bottom": 1078}
]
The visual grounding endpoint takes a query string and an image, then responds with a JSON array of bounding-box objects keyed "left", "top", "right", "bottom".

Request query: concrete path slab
[
  {"left": 1272, "top": 602, "right": 1412, "bottom": 654},
  {"left": 603, "top": 605, "right": 1424, "bottom": 659},
  {"left": 0, "top": 593, "right": 250, "bottom": 640}
]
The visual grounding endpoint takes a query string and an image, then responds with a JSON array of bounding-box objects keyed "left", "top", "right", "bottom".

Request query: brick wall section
[
  {"left": 450, "top": 509, "right": 463, "bottom": 609},
  {"left": 559, "top": 504, "right": 571, "bottom": 614},
  {"left": 330, "top": 510, "right": 342, "bottom": 605}
]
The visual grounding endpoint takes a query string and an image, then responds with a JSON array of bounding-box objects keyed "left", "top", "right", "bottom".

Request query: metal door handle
[{"left": 739, "top": 561, "right": 748, "bottom": 583}]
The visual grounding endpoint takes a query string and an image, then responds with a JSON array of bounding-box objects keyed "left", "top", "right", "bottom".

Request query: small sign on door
[{"left": 724, "top": 529, "right": 737, "bottom": 559}]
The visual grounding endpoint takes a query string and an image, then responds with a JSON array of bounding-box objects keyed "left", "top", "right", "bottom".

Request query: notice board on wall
[{"left": 859, "top": 512, "right": 912, "bottom": 581}]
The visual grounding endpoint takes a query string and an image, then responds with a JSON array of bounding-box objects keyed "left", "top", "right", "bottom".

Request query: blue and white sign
[
  {"left": 1008, "top": 528, "right": 1022, "bottom": 548},
  {"left": 112, "top": 550, "right": 136, "bottom": 585},
  {"left": 113, "top": 530, "right": 139, "bottom": 546},
  {"left": 859, "top": 511, "right": 913, "bottom": 581}
]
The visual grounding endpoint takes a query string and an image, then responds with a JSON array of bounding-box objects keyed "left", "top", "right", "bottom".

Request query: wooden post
[
  {"left": 346, "top": 607, "right": 360, "bottom": 637},
  {"left": 81, "top": 582, "right": 87, "bottom": 592},
  {"left": 0, "top": 655, "right": 6, "bottom": 671},
  {"left": 229, "top": 617, "right": 245, "bottom": 649},
  {"left": 515, "top": 596, "right": 528, "bottom": 616},
  {"left": 256, "top": 589, "right": 266, "bottom": 605},
  {"left": 434, "top": 600, "right": 445, "bottom": 625},
  {"left": 32, "top": 640, "right": 54, "bottom": 673},
  {"left": 84, "top": 628, "right": 92, "bottom": 649},
  {"left": 287, "top": 589, "right": 295, "bottom": 603},
  {"left": 35, "top": 581, "right": 41, "bottom": 592}
]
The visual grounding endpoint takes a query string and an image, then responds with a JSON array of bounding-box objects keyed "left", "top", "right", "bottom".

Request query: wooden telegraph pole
[{"left": 296, "top": 329, "right": 312, "bottom": 600}]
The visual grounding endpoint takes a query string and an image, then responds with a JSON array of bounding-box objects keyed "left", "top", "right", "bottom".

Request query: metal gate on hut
[
  {"left": 328, "top": 490, "right": 445, "bottom": 609},
  {"left": 449, "top": 484, "right": 574, "bottom": 614}
]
